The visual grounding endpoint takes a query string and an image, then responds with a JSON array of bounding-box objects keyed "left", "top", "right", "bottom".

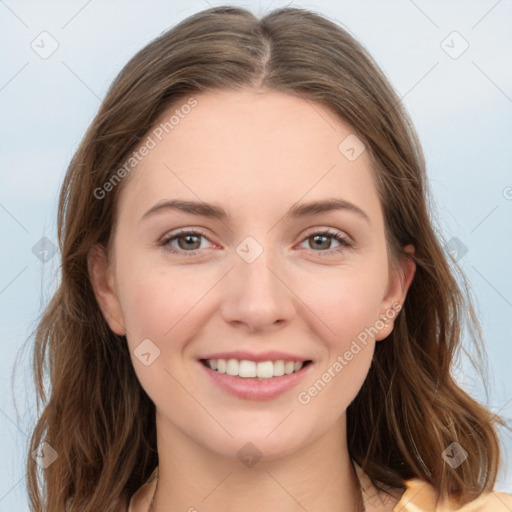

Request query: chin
[{"left": 207, "top": 426, "right": 313, "bottom": 464}]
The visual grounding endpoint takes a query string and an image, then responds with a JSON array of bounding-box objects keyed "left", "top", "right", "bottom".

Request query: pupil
[
  {"left": 180, "top": 235, "right": 199, "bottom": 250},
  {"left": 313, "top": 235, "right": 329, "bottom": 250}
]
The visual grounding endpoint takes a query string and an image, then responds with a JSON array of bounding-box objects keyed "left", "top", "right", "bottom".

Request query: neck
[{"left": 149, "top": 413, "right": 363, "bottom": 512}]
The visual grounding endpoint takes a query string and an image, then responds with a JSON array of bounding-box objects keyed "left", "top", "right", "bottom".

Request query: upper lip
[{"left": 199, "top": 350, "right": 311, "bottom": 363}]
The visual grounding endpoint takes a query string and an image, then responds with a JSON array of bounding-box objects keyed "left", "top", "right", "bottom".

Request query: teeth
[
  {"left": 257, "top": 361, "right": 274, "bottom": 379},
  {"left": 226, "top": 358, "right": 238, "bottom": 376},
  {"left": 273, "top": 360, "right": 285, "bottom": 376},
  {"left": 239, "top": 359, "right": 256, "bottom": 377},
  {"left": 204, "top": 359, "right": 307, "bottom": 379}
]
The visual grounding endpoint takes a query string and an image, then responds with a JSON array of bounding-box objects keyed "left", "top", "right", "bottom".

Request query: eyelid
[
  {"left": 159, "top": 227, "right": 216, "bottom": 250},
  {"left": 159, "top": 226, "right": 354, "bottom": 256},
  {"left": 159, "top": 226, "right": 352, "bottom": 242},
  {"left": 302, "top": 226, "right": 352, "bottom": 241}
]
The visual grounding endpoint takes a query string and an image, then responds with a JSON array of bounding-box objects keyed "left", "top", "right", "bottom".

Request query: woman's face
[{"left": 89, "top": 88, "right": 415, "bottom": 462}]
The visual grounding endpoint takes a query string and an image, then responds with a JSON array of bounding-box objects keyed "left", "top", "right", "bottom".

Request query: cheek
[
  {"left": 299, "top": 290, "right": 378, "bottom": 417},
  {"left": 302, "top": 265, "right": 386, "bottom": 343},
  {"left": 116, "top": 264, "right": 209, "bottom": 402},
  {"left": 295, "top": 267, "right": 384, "bottom": 403},
  {"left": 116, "top": 256, "right": 209, "bottom": 340},
  {"left": 331, "top": 292, "right": 382, "bottom": 348},
  {"left": 119, "top": 280, "right": 173, "bottom": 341}
]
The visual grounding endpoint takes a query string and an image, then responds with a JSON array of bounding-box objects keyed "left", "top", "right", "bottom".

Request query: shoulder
[
  {"left": 353, "top": 462, "right": 512, "bottom": 512},
  {"left": 393, "top": 477, "right": 512, "bottom": 511}
]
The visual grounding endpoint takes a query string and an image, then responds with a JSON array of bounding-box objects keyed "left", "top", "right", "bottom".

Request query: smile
[
  {"left": 201, "top": 358, "right": 312, "bottom": 379},
  {"left": 198, "top": 357, "right": 313, "bottom": 401}
]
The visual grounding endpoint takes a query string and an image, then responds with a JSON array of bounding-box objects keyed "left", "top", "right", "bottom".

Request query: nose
[{"left": 220, "top": 246, "right": 296, "bottom": 333}]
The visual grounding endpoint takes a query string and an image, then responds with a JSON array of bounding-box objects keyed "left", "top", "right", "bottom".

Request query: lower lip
[{"left": 199, "top": 360, "right": 312, "bottom": 401}]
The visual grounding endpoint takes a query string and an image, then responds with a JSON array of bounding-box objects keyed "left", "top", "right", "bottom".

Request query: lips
[
  {"left": 199, "top": 350, "right": 310, "bottom": 363},
  {"left": 197, "top": 351, "right": 313, "bottom": 401}
]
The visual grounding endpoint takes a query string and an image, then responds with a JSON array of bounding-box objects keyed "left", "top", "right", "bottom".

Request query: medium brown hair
[{"left": 24, "top": 5, "right": 504, "bottom": 511}]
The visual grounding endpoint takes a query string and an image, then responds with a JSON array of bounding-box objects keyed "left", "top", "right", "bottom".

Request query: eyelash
[{"left": 158, "top": 229, "right": 354, "bottom": 257}]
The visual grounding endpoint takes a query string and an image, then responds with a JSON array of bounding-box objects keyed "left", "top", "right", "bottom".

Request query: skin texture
[{"left": 88, "top": 88, "right": 416, "bottom": 512}]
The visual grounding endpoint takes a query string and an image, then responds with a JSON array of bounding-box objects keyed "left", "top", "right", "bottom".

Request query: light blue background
[{"left": 1, "top": 1, "right": 511, "bottom": 509}]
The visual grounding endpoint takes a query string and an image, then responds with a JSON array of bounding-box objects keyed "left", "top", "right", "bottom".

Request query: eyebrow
[{"left": 140, "top": 198, "right": 370, "bottom": 224}]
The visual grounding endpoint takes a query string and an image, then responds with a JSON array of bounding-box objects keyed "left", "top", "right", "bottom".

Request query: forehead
[
  {"left": 150, "top": 88, "right": 362, "bottom": 169},
  {"left": 117, "top": 88, "right": 381, "bottom": 225}
]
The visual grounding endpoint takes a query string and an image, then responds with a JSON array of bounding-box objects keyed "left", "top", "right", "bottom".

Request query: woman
[{"left": 26, "top": 5, "right": 512, "bottom": 512}]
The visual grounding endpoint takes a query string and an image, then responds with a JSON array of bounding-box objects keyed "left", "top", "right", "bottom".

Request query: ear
[
  {"left": 375, "top": 244, "right": 416, "bottom": 341},
  {"left": 87, "top": 243, "right": 126, "bottom": 336}
]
